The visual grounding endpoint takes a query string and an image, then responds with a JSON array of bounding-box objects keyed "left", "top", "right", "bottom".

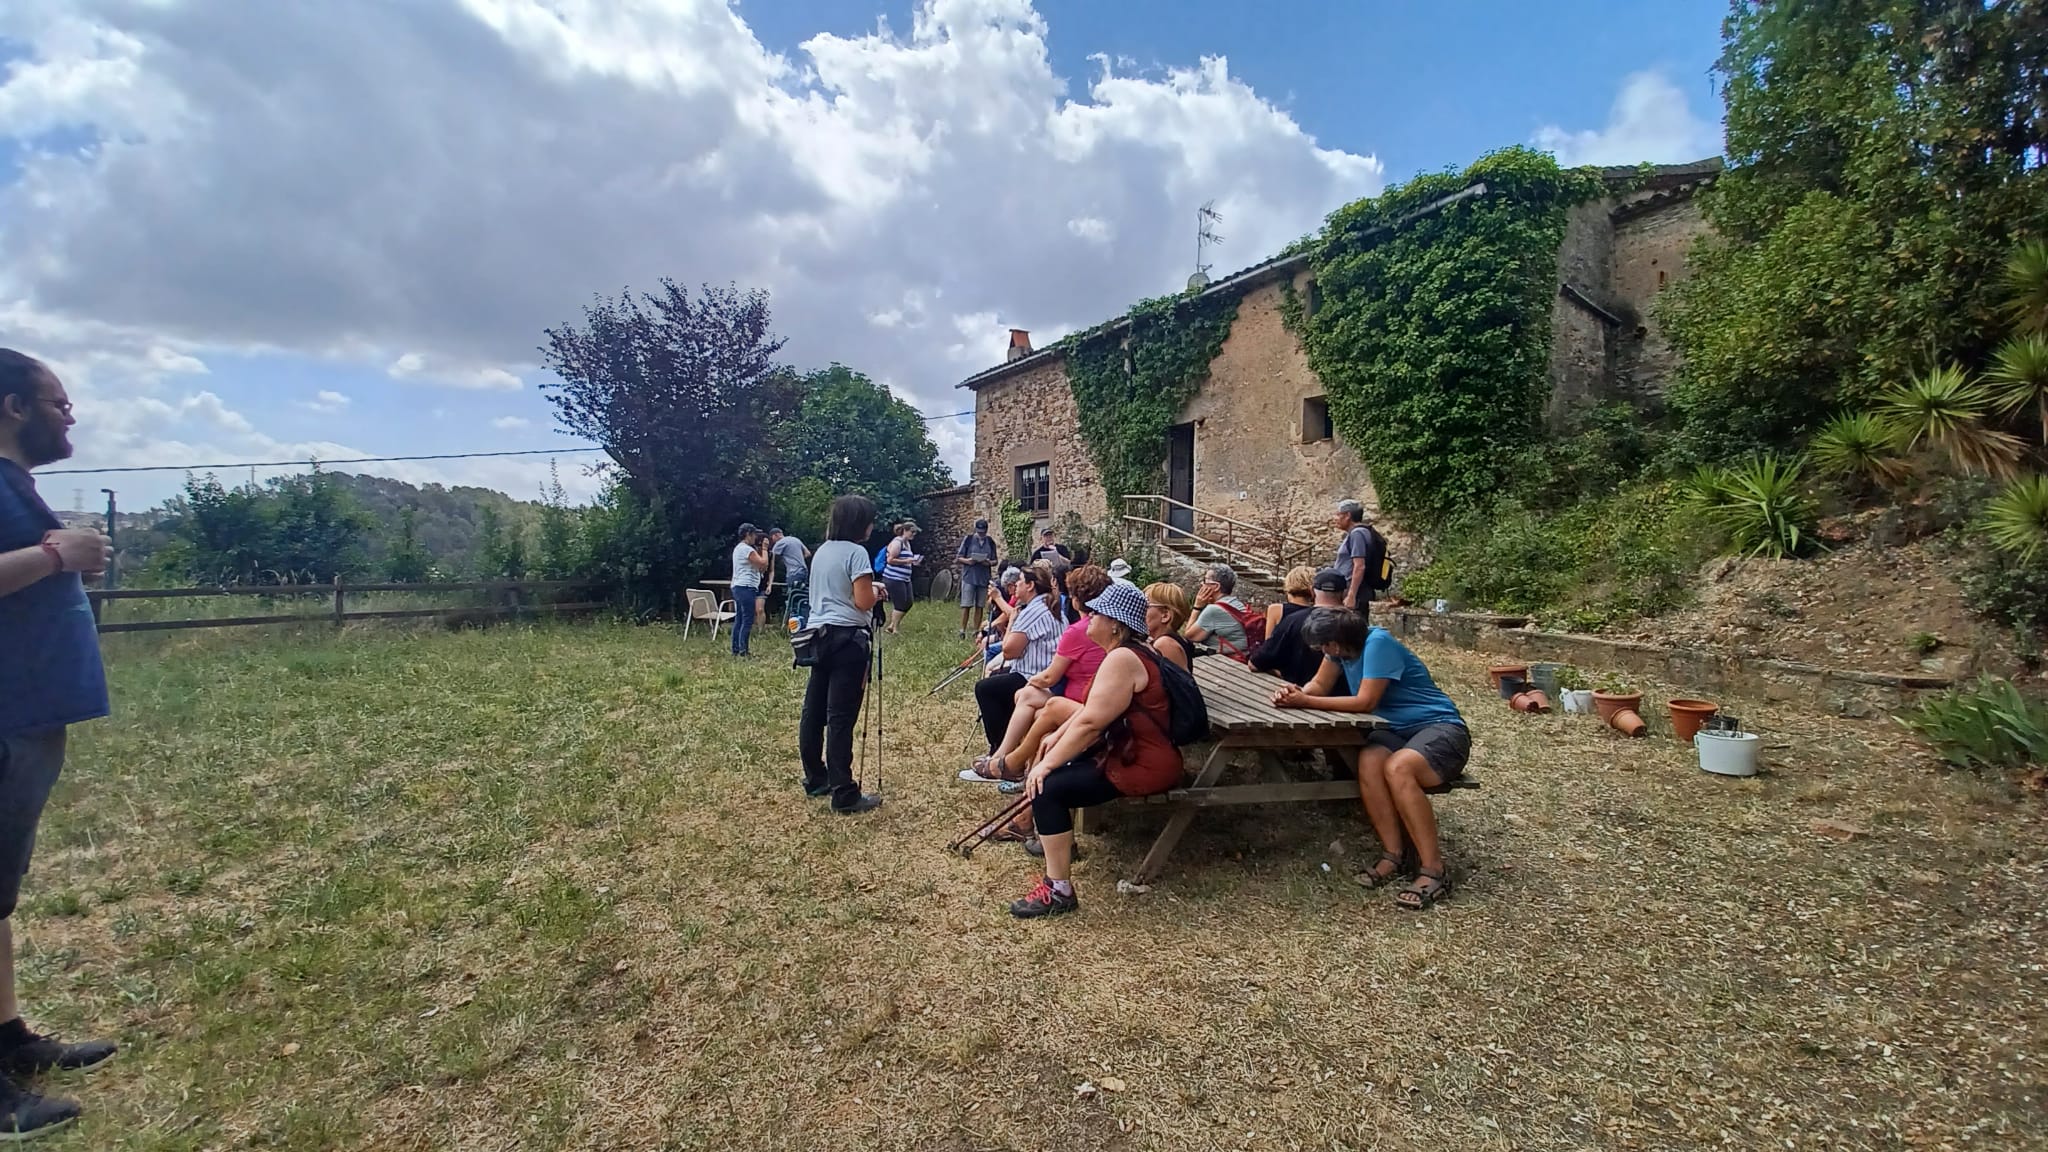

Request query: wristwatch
[{"left": 39, "top": 537, "right": 65, "bottom": 575}]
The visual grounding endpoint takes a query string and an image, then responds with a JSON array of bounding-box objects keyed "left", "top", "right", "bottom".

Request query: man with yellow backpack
[{"left": 1332, "top": 499, "right": 1392, "bottom": 624}]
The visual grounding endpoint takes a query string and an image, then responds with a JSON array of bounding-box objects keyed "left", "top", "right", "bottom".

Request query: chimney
[{"left": 1005, "top": 328, "right": 1032, "bottom": 362}]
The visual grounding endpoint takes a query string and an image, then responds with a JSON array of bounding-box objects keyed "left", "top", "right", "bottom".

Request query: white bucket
[
  {"left": 1695, "top": 731, "right": 1761, "bottom": 777},
  {"left": 1560, "top": 689, "right": 1595, "bottom": 715}
]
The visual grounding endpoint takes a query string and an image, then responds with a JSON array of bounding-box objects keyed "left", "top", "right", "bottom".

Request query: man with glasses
[{"left": 0, "top": 349, "right": 119, "bottom": 1139}]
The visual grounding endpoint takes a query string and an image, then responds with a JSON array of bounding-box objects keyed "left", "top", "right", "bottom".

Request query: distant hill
[{"left": 322, "top": 471, "right": 547, "bottom": 570}]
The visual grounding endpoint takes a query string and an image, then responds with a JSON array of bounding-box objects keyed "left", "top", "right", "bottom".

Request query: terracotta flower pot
[
  {"left": 1592, "top": 691, "right": 1648, "bottom": 738},
  {"left": 1667, "top": 698, "right": 1719, "bottom": 743},
  {"left": 1509, "top": 689, "right": 1552, "bottom": 714},
  {"left": 1487, "top": 664, "right": 1529, "bottom": 696}
]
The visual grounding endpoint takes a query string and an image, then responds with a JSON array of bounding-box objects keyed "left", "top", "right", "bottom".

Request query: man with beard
[{"left": 0, "top": 349, "right": 119, "bottom": 1139}]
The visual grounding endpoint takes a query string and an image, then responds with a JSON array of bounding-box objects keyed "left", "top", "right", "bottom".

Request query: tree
[
  {"left": 540, "top": 282, "right": 796, "bottom": 608},
  {"left": 158, "top": 469, "right": 370, "bottom": 584},
  {"left": 267, "top": 468, "right": 373, "bottom": 580},
  {"left": 385, "top": 505, "right": 432, "bottom": 582},
  {"left": 779, "top": 364, "right": 950, "bottom": 530},
  {"left": 535, "top": 462, "right": 582, "bottom": 578},
  {"left": 1662, "top": 0, "right": 2048, "bottom": 461}
]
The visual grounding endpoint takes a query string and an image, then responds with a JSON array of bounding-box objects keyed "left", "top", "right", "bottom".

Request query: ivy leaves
[
  {"left": 1061, "top": 291, "right": 1238, "bottom": 506},
  {"left": 1294, "top": 147, "right": 1605, "bottom": 526}
]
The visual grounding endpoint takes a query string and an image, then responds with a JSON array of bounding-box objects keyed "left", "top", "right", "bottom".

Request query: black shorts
[
  {"left": 885, "top": 578, "right": 914, "bottom": 613},
  {"left": 1366, "top": 722, "right": 1470, "bottom": 782},
  {"left": 0, "top": 730, "right": 66, "bottom": 921}
]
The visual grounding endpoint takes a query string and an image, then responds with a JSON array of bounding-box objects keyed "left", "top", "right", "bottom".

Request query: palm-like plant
[
  {"left": 1687, "top": 453, "right": 1816, "bottom": 559},
  {"left": 2003, "top": 239, "right": 2048, "bottom": 338},
  {"left": 1982, "top": 474, "right": 2048, "bottom": 562},
  {"left": 1987, "top": 333, "right": 2048, "bottom": 447},
  {"left": 1875, "top": 364, "right": 2025, "bottom": 477},
  {"left": 1810, "top": 410, "right": 1911, "bottom": 489}
]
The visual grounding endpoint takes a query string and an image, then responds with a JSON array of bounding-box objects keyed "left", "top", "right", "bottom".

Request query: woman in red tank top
[{"left": 1009, "top": 583, "right": 1184, "bottom": 919}]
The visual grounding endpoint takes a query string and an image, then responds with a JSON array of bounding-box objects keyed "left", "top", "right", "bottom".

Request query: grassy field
[{"left": 15, "top": 610, "right": 2045, "bottom": 1150}]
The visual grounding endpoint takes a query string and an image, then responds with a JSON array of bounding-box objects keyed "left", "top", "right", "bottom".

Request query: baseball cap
[
  {"left": 974, "top": 518, "right": 988, "bottom": 530},
  {"left": 1312, "top": 567, "right": 1349, "bottom": 594}
]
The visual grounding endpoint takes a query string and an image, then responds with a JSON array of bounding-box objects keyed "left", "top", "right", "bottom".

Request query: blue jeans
[{"left": 731, "top": 585, "right": 761, "bottom": 654}]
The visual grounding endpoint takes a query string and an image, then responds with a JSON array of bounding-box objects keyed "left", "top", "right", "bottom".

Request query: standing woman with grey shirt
[{"left": 797, "top": 495, "right": 885, "bottom": 815}]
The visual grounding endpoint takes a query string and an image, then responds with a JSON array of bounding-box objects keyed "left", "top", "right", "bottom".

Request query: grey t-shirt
[
  {"left": 1335, "top": 524, "right": 1382, "bottom": 598},
  {"left": 808, "top": 540, "right": 874, "bottom": 629},
  {"left": 772, "top": 535, "right": 808, "bottom": 581},
  {"left": 1193, "top": 598, "right": 1249, "bottom": 654}
]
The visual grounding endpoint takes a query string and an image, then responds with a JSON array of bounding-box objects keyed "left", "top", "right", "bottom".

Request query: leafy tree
[
  {"left": 540, "top": 282, "right": 796, "bottom": 608},
  {"left": 267, "top": 468, "right": 373, "bottom": 580},
  {"left": 780, "top": 364, "right": 949, "bottom": 521},
  {"left": 1662, "top": 0, "right": 2048, "bottom": 460},
  {"left": 472, "top": 505, "right": 529, "bottom": 579},
  {"left": 384, "top": 505, "right": 432, "bottom": 582},
  {"left": 535, "top": 463, "right": 582, "bottom": 579},
  {"left": 157, "top": 469, "right": 370, "bottom": 584}
]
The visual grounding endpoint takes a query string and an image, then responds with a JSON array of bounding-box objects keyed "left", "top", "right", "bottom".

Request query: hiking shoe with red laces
[{"left": 1008, "top": 878, "right": 1077, "bottom": 919}]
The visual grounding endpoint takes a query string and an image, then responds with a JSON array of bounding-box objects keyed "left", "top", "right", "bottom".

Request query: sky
[{"left": 0, "top": 0, "right": 1727, "bottom": 510}]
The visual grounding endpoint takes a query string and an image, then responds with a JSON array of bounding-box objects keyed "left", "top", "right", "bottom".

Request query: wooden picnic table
[{"left": 1111, "top": 655, "right": 1388, "bottom": 884}]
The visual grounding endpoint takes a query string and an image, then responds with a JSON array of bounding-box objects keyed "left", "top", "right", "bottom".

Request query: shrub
[
  {"left": 1962, "top": 544, "right": 2048, "bottom": 649},
  {"left": 1982, "top": 474, "right": 2048, "bottom": 562},
  {"left": 2004, "top": 239, "right": 2048, "bottom": 338},
  {"left": 1685, "top": 453, "right": 1816, "bottom": 559},
  {"left": 1900, "top": 677, "right": 2048, "bottom": 774},
  {"left": 1810, "top": 411, "right": 1910, "bottom": 491},
  {"left": 1876, "top": 365, "right": 2024, "bottom": 478},
  {"left": 1987, "top": 334, "right": 2048, "bottom": 446}
]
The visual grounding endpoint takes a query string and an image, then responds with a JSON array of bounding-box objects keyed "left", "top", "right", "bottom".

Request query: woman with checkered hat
[{"left": 1009, "top": 581, "right": 1184, "bottom": 919}]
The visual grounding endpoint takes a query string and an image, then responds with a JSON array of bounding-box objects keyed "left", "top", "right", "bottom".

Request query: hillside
[{"left": 322, "top": 471, "right": 548, "bottom": 569}]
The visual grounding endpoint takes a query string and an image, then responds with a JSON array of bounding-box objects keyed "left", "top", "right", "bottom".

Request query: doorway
[{"left": 1166, "top": 422, "right": 1195, "bottom": 536}]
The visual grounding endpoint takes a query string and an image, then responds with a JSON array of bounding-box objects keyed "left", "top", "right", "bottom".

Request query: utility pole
[{"left": 100, "top": 488, "right": 118, "bottom": 590}]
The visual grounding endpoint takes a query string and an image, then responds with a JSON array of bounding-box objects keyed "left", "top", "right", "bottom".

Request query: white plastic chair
[{"left": 682, "top": 588, "right": 737, "bottom": 641}]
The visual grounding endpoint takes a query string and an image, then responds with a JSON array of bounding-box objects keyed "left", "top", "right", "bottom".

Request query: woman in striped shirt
[
  {"left": 969, "top": 566, "right": 1064, "bottom": 773},
  {"left": 880, "top": 521, "right": 922, "bottom": 634}
]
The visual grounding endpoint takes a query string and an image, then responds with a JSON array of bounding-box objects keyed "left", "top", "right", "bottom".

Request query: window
[
  {"left": 1301, "top": 396, "right": 1333, "bottom": 444},
  {"left": 1015, "top": 462, "right": 1050, "bottom": 514}
]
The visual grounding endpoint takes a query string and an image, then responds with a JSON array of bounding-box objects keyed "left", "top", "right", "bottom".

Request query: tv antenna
[{"left": 1189, "top": 201, "right": 1224, "bottom": 291}]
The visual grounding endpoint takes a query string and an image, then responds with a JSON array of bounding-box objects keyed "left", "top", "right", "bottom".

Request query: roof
[
  {"left": 920, "top": 483, "right": 974, "bottom": 499},
  {"left": 957, "top": 156, "right": 1723, "bottom": 394}
]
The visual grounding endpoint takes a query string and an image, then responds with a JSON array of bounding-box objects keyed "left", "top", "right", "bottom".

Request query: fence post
[{"left": 333, "top": 576, "right": 345, "bottom": 627}]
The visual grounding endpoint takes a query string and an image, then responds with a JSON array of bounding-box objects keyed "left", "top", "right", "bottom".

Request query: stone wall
[
  {"left": 918, "top": 484, "right": 981, "bottom": 596},
  {"left": 1545, "top": 200, "right": 1620, "bottom": 429},
  {"left": 1611, "top": 195, "right": 1706, "bottom": 398},
  {"left": 969, "top": 354, "right": 1107, "bottom": 531},
  {"left": 1179, "top": 271, "right": 1375, "bottom": 551}
]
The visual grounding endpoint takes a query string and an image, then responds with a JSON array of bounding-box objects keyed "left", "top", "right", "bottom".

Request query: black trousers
[
  {"left": 1032, "top": 757, "right": 1125, "bottom": 837},
  {"left": 798, "top": 627, "right": 870, "bottom": 806},
  {"left": 974, "top": 670, "right": 1028, "bottom": 753}
]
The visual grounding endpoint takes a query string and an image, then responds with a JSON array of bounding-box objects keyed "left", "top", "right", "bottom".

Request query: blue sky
[{"left": 0, "top": 0, "right": 1727, "bottom": 508}]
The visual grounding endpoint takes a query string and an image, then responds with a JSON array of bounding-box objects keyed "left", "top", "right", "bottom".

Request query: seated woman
[
  {"left": 968, "top": 567, "right": 1064, "bottom": 775},
  {"left": 1272, "top": 607, "right": 1471, "bottom": 911},
  {"left": 963, "top": 565, "right": 1111, "bottom": 783},
  {"left": 1263, "top": 565, "right": 1316, "bottom": 638},
  {"left": 1011, "top": 583, "right": 1186, "bottom": 918},
  {"left": 1144, "top": 582, "right": 1196, "bottom": 671}
]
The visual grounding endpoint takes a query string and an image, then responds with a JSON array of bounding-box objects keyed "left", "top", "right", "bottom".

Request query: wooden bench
[{"left": 1105, "top": 657, "right": 1421, "bottom": 884}]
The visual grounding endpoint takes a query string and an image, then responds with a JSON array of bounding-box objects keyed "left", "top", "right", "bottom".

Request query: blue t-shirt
[
  {"left": 0, "top": 461, "right": 109, "bottom": 737},
  {"left": 1335, "top": 627, "right": 1462, "bottom": 733}
]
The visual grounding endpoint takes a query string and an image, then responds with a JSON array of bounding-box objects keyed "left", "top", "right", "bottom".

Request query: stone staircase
[{"left": 1156, "top": 534, "right": 1286, "bottom": 600}]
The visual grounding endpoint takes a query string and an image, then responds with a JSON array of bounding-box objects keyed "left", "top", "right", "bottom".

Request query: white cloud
[
  {"left": 304, "top": 389, "right": 350, "bottom": 413},
  {"left": 0, "top": 0, "right": 1382, "bottom": 489},
  {"left": 490, "top": 415, "right": 531, "bottom": 430},
  {"left": 1532, "top": 71, "right": 1721, "bottom": 167}
]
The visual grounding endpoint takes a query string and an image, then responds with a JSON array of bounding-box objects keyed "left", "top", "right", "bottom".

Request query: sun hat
[
  {"left": 1087, "top": 582, "right": 1150, "bottom": 636},
  {"left": 1106, "top": 558, "right": 1133, "bottom": 580},
  {"left": 1312, "top": 567, "right": 1349, "bottom": 594}
]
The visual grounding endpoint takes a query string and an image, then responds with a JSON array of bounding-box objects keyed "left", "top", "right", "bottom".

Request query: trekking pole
[
  {"left": 856, "top": 639, "right": 872, "bottom": 795},
  {"left": 873, "top": 626, "right": 884, "bottom": 797},
  {"left": 948, "top": 790, "right": 1034, "bottom": 858}
]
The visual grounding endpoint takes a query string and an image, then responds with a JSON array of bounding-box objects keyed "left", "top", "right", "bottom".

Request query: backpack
[
  {"left": 873, "top": 547, "right": 890, "bottom": 575},
  {"left": 1133, "top": 644, "right": 1210, "bottom": 747},
  {"left": 1359, "top": 525, "right": 1393, "bottom": 593},
  {"left": 1215, "top": 600, "right": 1268, "bottom": 663}
]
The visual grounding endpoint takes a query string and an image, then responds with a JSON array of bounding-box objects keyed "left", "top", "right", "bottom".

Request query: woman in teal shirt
[{"left": 1271, "top": 607, "right": 1469, "bottom": 910}]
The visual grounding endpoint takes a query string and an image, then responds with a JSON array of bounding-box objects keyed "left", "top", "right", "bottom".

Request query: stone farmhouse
[{"left": 922, "top": 159, "right": 1722, "bottom": 571}]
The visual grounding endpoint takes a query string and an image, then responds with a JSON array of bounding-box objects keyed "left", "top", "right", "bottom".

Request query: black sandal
[
  {"left": 1395, "top": 866, "right": 1452, "bottom": 911},
  {"left": 1355, "top": 849, "right": 1412, "bottom": 889}
]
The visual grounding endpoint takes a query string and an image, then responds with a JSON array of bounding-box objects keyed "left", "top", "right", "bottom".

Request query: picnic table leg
[{"left": 1132, "top": 741, "right": 1232, "bottom": 885}]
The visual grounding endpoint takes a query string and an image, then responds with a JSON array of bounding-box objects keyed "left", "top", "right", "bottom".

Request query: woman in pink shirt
[{"left": 960, "top": 565, "right": 1110, "bottom": 786}]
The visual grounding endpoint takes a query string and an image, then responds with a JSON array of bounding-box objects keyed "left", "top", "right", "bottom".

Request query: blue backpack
[{"left": 873, "top": 546, "right": 890, "bottom": 575}]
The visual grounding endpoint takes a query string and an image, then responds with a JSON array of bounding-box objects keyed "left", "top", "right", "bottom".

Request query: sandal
[
  {"left": 1354, "top": 849, "right": 1414, "bottom": 889},
  {"left": 959, "top": 754, "right": 1007, "bottom": 783},
  {"left": 990, "top": 810, "right": 1035, "bottom": 843},
  {"left": 1395, "top": 866, "right": 1452, "bottom": 911}
]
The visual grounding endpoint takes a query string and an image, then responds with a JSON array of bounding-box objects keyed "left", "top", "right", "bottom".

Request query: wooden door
[{"left": 1166, "top": 423, "right": 1195, "bottom": 536}]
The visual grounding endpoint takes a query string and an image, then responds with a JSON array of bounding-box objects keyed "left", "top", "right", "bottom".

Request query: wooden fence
[{"left": 89, "top": 579, "right": 608, "bottom": 635}]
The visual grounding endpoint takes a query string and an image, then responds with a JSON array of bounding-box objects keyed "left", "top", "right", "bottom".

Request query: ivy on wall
[
  {"left": 1059, "top": 290, "right": 1239, "bottom": 508},
  {"left": 1286, "top": 147, "right": 1608, "bottom": 525}
]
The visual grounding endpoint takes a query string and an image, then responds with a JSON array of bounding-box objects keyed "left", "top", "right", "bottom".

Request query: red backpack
[{"left": 1214, "top": 600, "right": 1267, "bottom": 663}]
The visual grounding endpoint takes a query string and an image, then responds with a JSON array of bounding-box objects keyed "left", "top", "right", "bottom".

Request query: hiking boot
[
  {"left": 1008, "top": 878, "right": 1077, "bottom": 919},
  {"left": 0, "top": 1078, "right": 79, "bottom": 1141},
  {"left": 801, "top": 780, "right": 831, "bottom": 798},
  {"left": 0, "top": 1026, "right": 115, "bottom": 1077},
  {"left": 832, "top": 794, "right": 883, "bottom": 815}
]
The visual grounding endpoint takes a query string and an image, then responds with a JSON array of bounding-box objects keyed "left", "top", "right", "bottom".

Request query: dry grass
[{"left": 14, "top": 612, "right": 2045, "bottom": 1150}]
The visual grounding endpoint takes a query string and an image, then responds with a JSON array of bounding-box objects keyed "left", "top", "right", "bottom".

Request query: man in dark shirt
[
  {"left": 1251, "top": 567, "right": 1348, "bottom": 685},
  {"left": 1030, "top": 526, "right": 1072, "bottom": 567},
  {"left": 0, "top": 349, "right": 120, "bottom": 1138}
]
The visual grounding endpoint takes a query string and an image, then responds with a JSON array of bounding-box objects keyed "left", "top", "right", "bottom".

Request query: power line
[{"left": 42, "top": 446, "right": 609, "bottom": 476}]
